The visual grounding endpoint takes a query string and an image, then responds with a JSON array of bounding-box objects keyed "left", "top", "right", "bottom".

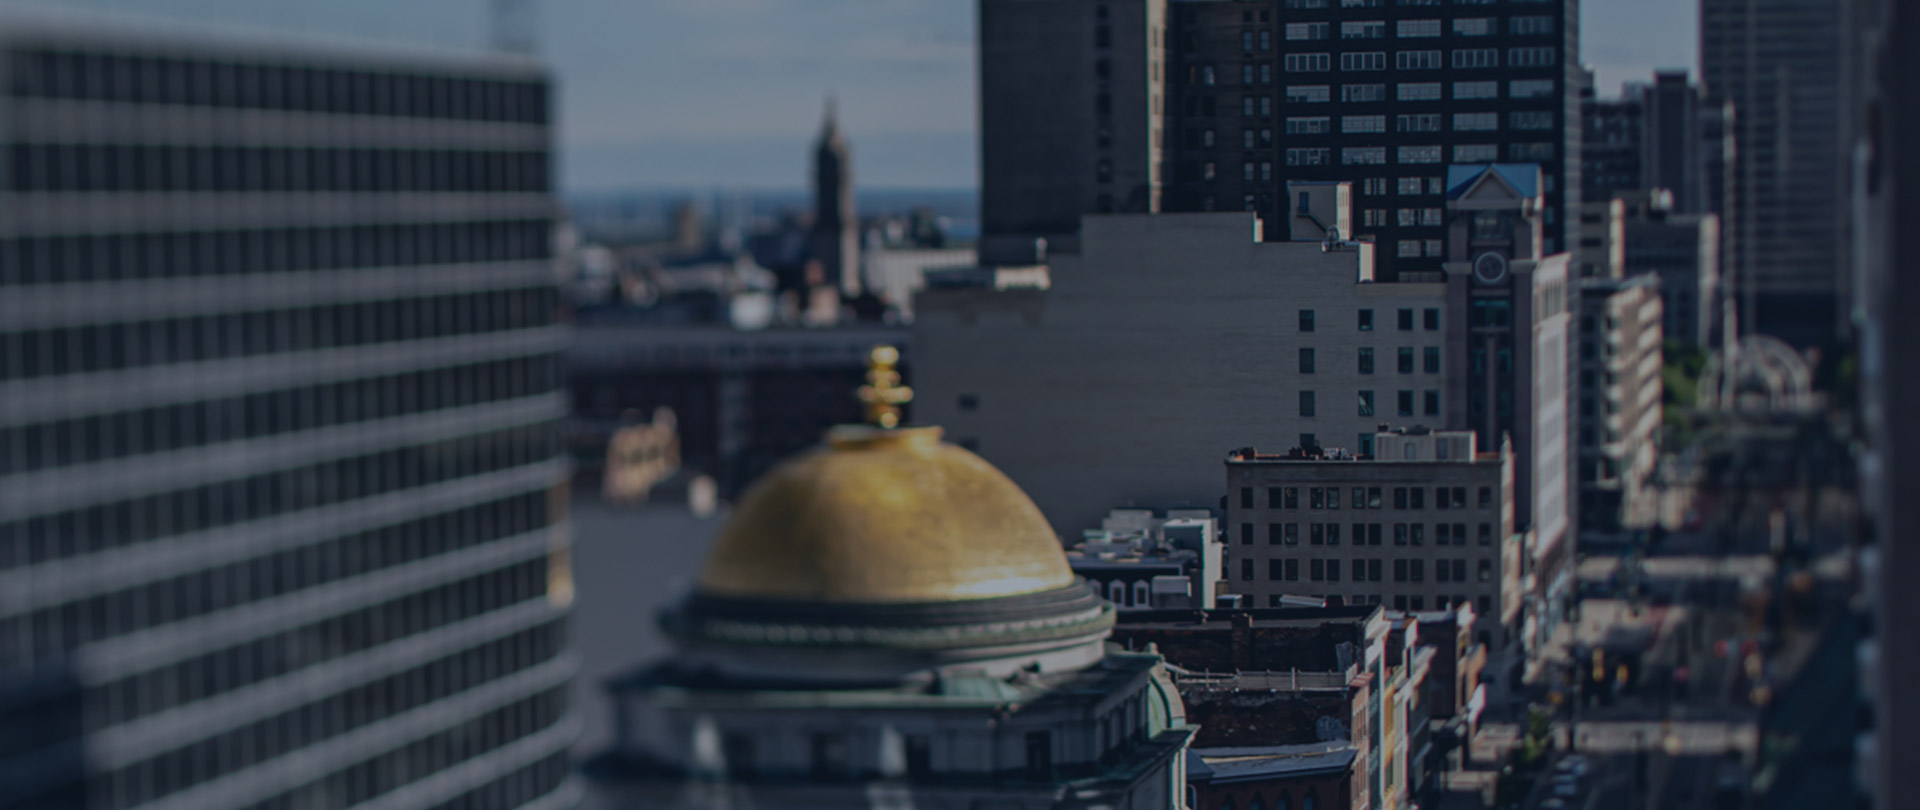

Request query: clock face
[{"left": 1473, "top": 251, "right": 1509, "bottom": 285}]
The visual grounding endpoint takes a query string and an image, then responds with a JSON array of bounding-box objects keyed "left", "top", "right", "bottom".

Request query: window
[
  {"left": 1354, "top": 390, "right": 1374, "bottom": 416},
  {"left": 1343, "top": 115, "right": 1386, "bottom": 133},
  {"left": 1363, "top": 177, "right": 1388, "bottom": 195},
  {"left": 1397, "top": 18, "right": 1440, "bottom": 36},
  {"left": 1424, "top": 346, "right": 1441, "bottom": 373},
  {"left": 1243, "top": 97, "right": 1256, "bottom": 116},
  {"left": 1410, "top": 559, "right": 1425, "bottom": 581},
  {"left": 1510, "top": 15, "right": 1555, "bottom": 34},
  {"left": 1511, "top": 111, "right": 1555, "bottom": 130},
  {"left": 1424, "top": 308, "right": 1440, "bottom": 331},
  {"left": 1262, "top": 162, "right": 1272, "bottom": 181},
  {"left": 1396, "top": 82, "right": 1441, "bottom": 100},
  {"left": 1420, "top": 208, "right": 1443, "bottom": 226},
  {"left": 1244, "top": 129, "right": 1255, "bottom": 148},
  {"left": 1398, "top": 145, "right": 1442, "bottom": 164},
  {"left": 1479, "top": 486, "right": 1492, "bottom": 507},
  {"left": 1204, "top": 129, "right": 1217, "bottom": 147},
  {"left": 1398, "top": 239, "right": 1423, "bottom": 257},
  {"left": 1343, "top": 147, "right": 1388, "bottom": 165},
  {"left": 1342, "top": 52, "right": 1387, "bottom": 71},
  {"left": 1286, "top": 85, "right": 1331, "bottom": 103},
  {"left": 1424, "top": 389, "right": 1441, "bottom": 415},
  {"left": 1340, "top": 21, "right": 1386, "bottom": 39},
  {"left": 1243, "top": 64, "right": 1255, "bottom": 85},
  {"left": 1287, "top": 116, "right": 1332, "bottom": 134},
  {"left": 1262, "top": 30, "right": 1273, "bottom": 49},
  {"left": 1453, "top": 17, "right": 1494, "bottom": 36},
  {"left": 1395, "top": 51, "right": 1441, "bottom": 70},
  {"left": 1478, "top": 559, "right": 1492, "bottom": 583},
  {"left": 1454, "top": 112, "right": 1498, "bottom": 131},
  {"left": 1287, "top": 148, "right": 1330, "bottom": 166},
  {"left": 1262, "top": 128, "right": 1274, "bottom": 146},
  {"left": 1357, "top": 310, "right": 1375, "bottom": 331},
  {"left": 1510, "top": 142, "right": 1554, "bottom": 160},
  {"left": 1299, "top": 309, "right": 1316, "bottom": 331},
  {"left": 1244, "top": 559, "right": 1256, "bottom": 580},
  {"left": 1241, "top": 523, "right": 1255, "bottom": 545},
  {"left": 1203, "top": 65, "right": 1217, "bottom": 86},
  {"left": 1241, "top": 487, "right": 1254, "bottom": 508},
  {"left": 1311, "top": 558, "right": 1325, "bottom": 580},
  {"left": 1394, "top": 559, "right": 1408, "bottom": 580},
  {"left": 1396, "top": 176, "right": 1424, "bottom": 195},
  {"left": 1452, "top": 48, "right": 1498, "bottom": 68},
  {"left": 1510, "top": 79, "right": 1555, "bottom": 98},
  {"left": 1359, "top": 347, "right": 1375, "bottom": 374},
  {"left": 1026, "top": 731, "right": 1053, "bottom": 777},
  {"left": 1285, "top": 488, "right": 1301, "bottom": 509},
  {"left": 1397, "top": 390, "right": 1415, "bottom": 415},
  {"left": 1242, "top": 31, "right": 1255, "bottom": 53},
  {"left": 1508, "top": 47, "right": 1557, "bottom": 67},
  {"left": 1299, "top": 347, "right": 1316, "bottom": 374},
  {"left": 1397, "top": 346, "right": 1415, "bottom": 372},
  {"left": 1287, "top": 22, "right": 1331, "bottom": 40},
  {"left": 1395, "top": 308, "right": 1415, "bottom": 331},
  {"left": 1454, "top": 144, "right": 1498, "bottom": 162},
  {"left": 1398, "top": 112, "right": 1442, "bottom": 132},
  {"left": 1244, "top": 162, "right": 1256, "bottom": 181},
  {"left": 1203, "top": 162, "right": 1217, "bottom": 180},
  {"left": 1300, "top": 390, "right": 1316, "bottom": 416},
  {"left": 1261, "top": 96, "right": 1273, "bottom": 115},
  {"left": 1479, "top": 523, "right": 1493, "bottom": 544},
  {"left": 813, "top": 733, "right": 851, "bottom": 777},
  {"left": 1286, "top": 53, "right": 1331, "bottom": 72},
  {"left": 1261, "top": 64, "right": 1272, "bottom": 84},
  {"left": 1454, "top": 80, "right": 1499, "bottom": 100},
  {"left": 1363, "top": 208, "right": 1388, "bottom": 226},
  {"left": 1342, "top": 83, "right": 1387, "bottom": 102},
  {"left": 1286, "top": 523, "right": 1300, "bottom": 544}
]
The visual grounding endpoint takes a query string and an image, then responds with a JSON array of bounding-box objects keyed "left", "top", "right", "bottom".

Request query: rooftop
[{"left": 1186, "top": 743, "right": 1360, "bottom": 783}]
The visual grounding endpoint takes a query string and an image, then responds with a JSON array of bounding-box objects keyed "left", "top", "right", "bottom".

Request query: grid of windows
[
  {"left": 1398, "top": 145, "right": 1443, "bottom": 164},
  {"left": 1396, "top": 19, "right": 1441, "bottom": 37},
  {"left": 1452, "top": 18, "right": 1494, "bottom": 36},
  {"left": 1286, "top": 53, "right": 1332, "bottom": 72},
  {"left": 1395, "top": 51, "right": 1442, "bottom": 70},
  {"left": 1511, "top": 110, "right": 1556, "bottom": 130},
  {"left": 1397, "top": 82, "right": 1441, "bottom": 100},
  {"left": 1340, "top": 21, "right": 1387, "bottom": 39},
  {"left": 1398, "top": 113, "right": 1442, "bottom": 132},
  {"left": 1508, "top": 47, "right": 1557, "bottom": 67},
  {"left": 1453, "top": 80, "right": 1499, "bottom": 99},
  {"left": 1287, "top": 148, "right": 1331, "bottom": 166},
  {"left": 1510, "top": 79, "right": 1556, "bottom": 98},
  {"left": 1455, "top": 143, "right": 1499, "bottom": 162},
  {"left": 1342, "top": 115, "right": 1387, "bottom": 133},
  {"left": 1453, "top": 112, "right": 1499, "bottom": 131},
  {"left": 8, "top": 144, "right": 551, "bottom": 194},
  {"left": 1342, "top": 83, "right": 1387, "bottom": 102},
  {"left": 1287, "top": 22, "right": 1331, "bottom": 40},
  {"left": 1342, "top": 52, "right": 1388, "bottom": 71},
  {"left": 1287, "top": 116, "right": 1333, "bottom": 134},
  {"left": 1286, "top": 85, "right": 1332, "bottom": 103},
  {"left": 1344, "top": 147, "right": 1389, "bottom": 165},
  {"left": 1452, "top": 49, "right": 1499, "bottom": 69}
]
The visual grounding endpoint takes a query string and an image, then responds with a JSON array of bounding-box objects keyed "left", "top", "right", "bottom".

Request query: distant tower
[
  {"left": 811, "top": 97, "right": 860, "bottom": 295},
  {"left": 491, "top": 0, "right": 536, "bottom": 54}
]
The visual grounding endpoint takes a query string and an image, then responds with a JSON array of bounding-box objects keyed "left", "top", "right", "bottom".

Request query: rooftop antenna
[{"left": 491, "top": 0, "right": 537, "bottom": 55}]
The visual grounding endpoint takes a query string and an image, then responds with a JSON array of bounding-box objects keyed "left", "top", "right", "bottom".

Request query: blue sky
[{"left": 4, "top": 0, "right": 1693, "bottom": 190}]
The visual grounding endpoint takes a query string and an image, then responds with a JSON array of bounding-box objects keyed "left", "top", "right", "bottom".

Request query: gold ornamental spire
[{"left": 857, "top": 344, "right": 912, "bottom": 428}]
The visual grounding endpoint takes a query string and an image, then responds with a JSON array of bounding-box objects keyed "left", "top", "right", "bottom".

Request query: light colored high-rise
[
  {"left": 1574, "top": 276, "right": 1663, "bottom": 531},
  {"left": 0, "top": 13, "right": 576, "bottom": 810}
]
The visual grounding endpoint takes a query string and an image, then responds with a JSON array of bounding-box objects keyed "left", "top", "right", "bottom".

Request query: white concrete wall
[{"left": 916, "top": 212, "right": 1448, "bottom": 534}]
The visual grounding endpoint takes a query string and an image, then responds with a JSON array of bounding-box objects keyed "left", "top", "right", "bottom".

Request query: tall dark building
[
  {"left": 978, "top": 0, "right": 1584, "bottom": 279},
  {"left": 1579, "top": 68, "right": 1643, "bottom": 204},
  {"left": 1700, "top": 0, "right": 1852, "bottom": 346},
  {"left": 0, "top": 15, "right": 575, "bottom": 810},
  {"left": 809, "top": 99, "right": 859, "bottom": 295},
  {"left": 977, "top": 0, "right": 1166, "bottom": 264},
  {"left": 1643, "top": 70, "right": 1702, "bottom": 211},
  {"left": 1168, "top": 0, "right": 1582, "bottom": 279}
]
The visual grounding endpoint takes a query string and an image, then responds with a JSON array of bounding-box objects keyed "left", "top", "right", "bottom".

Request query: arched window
[
  {"left": 1132, "top": 580, "right": 1151, "bottom": 608},
  {"left": 1275, "top": 792, "right": 1292, "bottom": 810},
  {"left": 1219, "top": 800, "right": 1236, "bottom": 810},
  {"left": 1303, "top": 790, "right": 1319, "bottom": 810},
  {"left": 1249, "top": 795, "right": 1266, "bottom": 810},
  {"left": 1107, "top": 580, "right": 1127, "bottom": 605}
]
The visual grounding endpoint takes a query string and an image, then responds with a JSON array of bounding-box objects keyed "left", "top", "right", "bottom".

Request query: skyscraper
[
  {"left": 0, "top": 14, "right": 576, "bottom": 810},
  {"left": 978, "top": 0, "right": 1584, "bottom": 280},
  {"left": 978, "top": 0, "right": 1168, "bottom": 264},
  {"left": 809, "top": 99, "right": 860, "bottom": 296},
  {"left": 1700, "top": 0, "right": 1852, "bottom": 346}
]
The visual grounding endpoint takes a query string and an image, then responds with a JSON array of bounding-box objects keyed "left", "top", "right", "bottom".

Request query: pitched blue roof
[{"left": 1446, "top": 163, "right": 1542, "bottom": 200}]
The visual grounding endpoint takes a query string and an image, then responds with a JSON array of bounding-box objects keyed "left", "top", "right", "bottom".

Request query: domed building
[{"left": 586, "top": 423, "right": 1196, "bottom": 809}]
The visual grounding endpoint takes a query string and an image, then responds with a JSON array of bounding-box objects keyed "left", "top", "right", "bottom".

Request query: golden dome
[{"left": 695, "top": 426, "right": 1075, "bottom": 603}]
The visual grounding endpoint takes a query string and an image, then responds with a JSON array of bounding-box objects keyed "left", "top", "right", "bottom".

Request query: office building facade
[
  {"left": 0, "top": 17, "right": 575, "bottom": 810},
  {"left": 980, "top": 0, "right": 1582, "bottom": 278},
  {"left": 915, "top": 196, "right": 1449, "bottom": 535},
  {"left": 1574, "top": 276, "right": 1663, "bottom": 531},
  {"left": 1222, "top": 430, "right": 1519, "bottom": 645},
  {"left": 1700, "top": 0, "right": 1852, "bottom": 346}
]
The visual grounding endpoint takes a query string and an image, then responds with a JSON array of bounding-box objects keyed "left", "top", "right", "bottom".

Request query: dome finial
[{"left": 857, "top": 344, "right": 911, "bottom": 428}]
